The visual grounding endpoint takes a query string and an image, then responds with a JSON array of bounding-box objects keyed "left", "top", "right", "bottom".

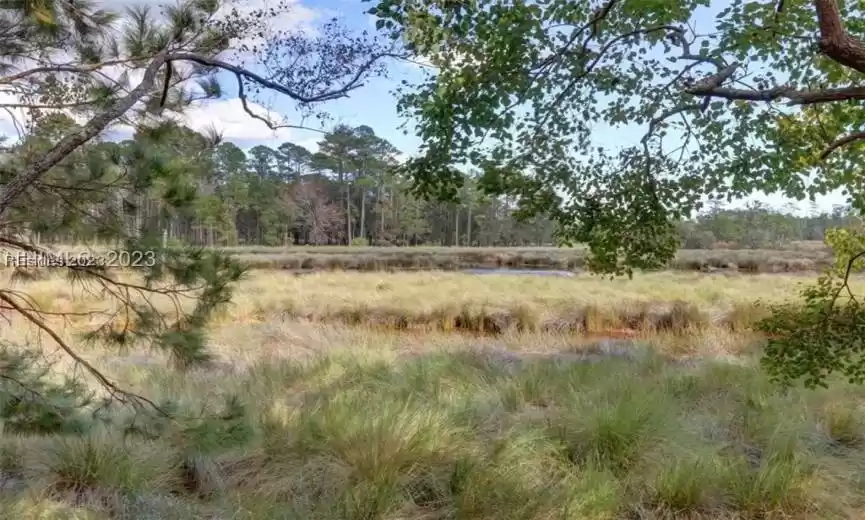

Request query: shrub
[{"left": 759, "top": 228, "right": 865, "bottom": 388}]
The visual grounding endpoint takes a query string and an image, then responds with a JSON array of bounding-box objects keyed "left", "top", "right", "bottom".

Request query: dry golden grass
[
  {"left": 0, "top": 319, "right": 863, "bottom": 519},
  {"left": 0, "top": 243, "right": 835, "bottom": 273},
  {"left": 11, "top": 269, "right": 848, "bottom": 338},
  {"left": 1, "top": 269, "right": 865, "bottom": 518}
]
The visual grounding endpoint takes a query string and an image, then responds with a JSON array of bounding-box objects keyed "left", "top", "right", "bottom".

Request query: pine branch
[{"left": 0, "top": 289, "right": 169, "bottom": 416}]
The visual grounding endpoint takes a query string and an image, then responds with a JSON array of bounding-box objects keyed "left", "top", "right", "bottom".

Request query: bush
[{"left": 758, "top": 228, "right": 865, "bottom": 388}]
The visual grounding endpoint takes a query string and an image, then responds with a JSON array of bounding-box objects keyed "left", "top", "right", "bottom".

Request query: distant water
[{"left": 461, "top": 268, "right": 575, "bottom": 277}]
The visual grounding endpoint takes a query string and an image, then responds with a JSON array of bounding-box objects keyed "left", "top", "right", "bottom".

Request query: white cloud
[
  {"left": 0, "top": 92, "right": 29, "bottom": 141},
  {"left": 294, "top": 137, "right": 321, "bottom": 153},
  {"left": 180, "top": 97, "right": 298, "bottom": 142},
  {"left": 106, "top": 97, "right": 307, "bottom": 145}
]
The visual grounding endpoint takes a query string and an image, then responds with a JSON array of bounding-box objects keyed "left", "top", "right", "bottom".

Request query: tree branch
[
  {"left": 0, "top": 289, "right": 167, "bottom": 415},
  {"left": 0, "top": 56, "right": 155, "bottom": 86},
  {"left": 684, "top": 1, "right": 865, "bottom": 104},
  {"left": 0, "top": 53, "right": 169, "bottom": 219},
  {"left": 815, "top": 0, "right": 865, "bottom": 74},
  {"left": 687, "top": 80, "right": 865, "bottom": 105},
  {"left": 233, "top": 73, "right": 325, "bottom": 133},
  {"left": 0, "top": 47, "right": 397, "bottom": 220},
  {"left": 167, "top": 51, "right": 399, "bottom": 104},
  {"left": 820, "top": 131, "right": 865, "bottom": 159}
]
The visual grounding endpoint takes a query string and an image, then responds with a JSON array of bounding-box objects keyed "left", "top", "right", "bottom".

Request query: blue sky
[
  {"left": 221, "top": 0, "right": 426, "bottom": 154},
  {"left": 0, "top": 0, "right": 846, "bottom": 214},
  {"left": 226, "top": 0, "right": 845, "bottom": 214}
]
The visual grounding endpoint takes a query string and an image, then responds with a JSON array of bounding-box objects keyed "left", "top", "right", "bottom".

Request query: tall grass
[
  {"left": 0, "top": 270, "right": 861, "bottom": 518},
  {"left": 0, "top": 327, "right": 863, "bottom": 519},
  {"left": 14, "top": 270, "right": 842, "bottom": 338}
]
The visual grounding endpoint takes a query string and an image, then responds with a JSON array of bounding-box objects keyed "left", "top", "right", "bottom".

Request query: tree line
[
  {"left": 678, "top": 202, "right": 862, "bottom": 250},
  {"left": 3, "top": 116, "right": 559, "bottom": 248},
  {"left": 3, "top": 115, "right": 859, "bottom": 251}
]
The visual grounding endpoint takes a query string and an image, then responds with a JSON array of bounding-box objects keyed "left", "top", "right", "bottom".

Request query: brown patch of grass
[
  {"left": 0, "top": 245, "right": 835, "bottom": 274},
  {"left": 223, "top": 246, "right": 833, "bottom": 274},
  {"left": 1, "top": 270, "right": 840, "bottom": 341}
]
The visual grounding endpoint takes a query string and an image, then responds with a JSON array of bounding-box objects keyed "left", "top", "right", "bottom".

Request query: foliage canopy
[
  {"left": 367, "top": 0, "right": 865, "bottom": 386},
  {"left": 369, "top": 0, "right": 865, "bottom": 271}
]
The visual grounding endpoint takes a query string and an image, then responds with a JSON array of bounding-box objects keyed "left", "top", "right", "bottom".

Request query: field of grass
[
  {"left": 216, "top": 245, "right": 836, "bottom": 274},
  {"left": 1, "top": 244, "right": 835, "bottom": 273},
  {"left": 2, "top": 269, "right": 865, "bottom": 518},
  {"left": 20, "top": 270, "right": 846, "bottom": 340}
]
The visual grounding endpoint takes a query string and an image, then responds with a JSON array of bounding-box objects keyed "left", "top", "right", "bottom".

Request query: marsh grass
[
  {"left": 231, "top": 246, "right": 833, "bottom": 274},
  {"left": 0, "top": 244, "right": 833, "bottom": 273},
  {"left": 11, "top": 270, "right": 839, "bottom": 339},
  {"left": 0, "top": 323, "right": 864, "bottom": 519},
  {"left": 1, "top": 270, "right": 863, "bottom": 518}
]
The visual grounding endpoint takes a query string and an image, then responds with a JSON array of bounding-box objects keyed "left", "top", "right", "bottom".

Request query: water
[{"left": 461, "top": 268, "right": 576, "bottom": 277}]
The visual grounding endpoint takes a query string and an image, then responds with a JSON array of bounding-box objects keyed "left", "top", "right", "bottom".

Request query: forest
[{"left": 4, "top": 114, "right": 860, "bottom": 250}]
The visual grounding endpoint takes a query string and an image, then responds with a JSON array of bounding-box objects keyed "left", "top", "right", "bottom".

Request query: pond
[{"left": 461, "top": 268, "right": 576, "bottom": 277}]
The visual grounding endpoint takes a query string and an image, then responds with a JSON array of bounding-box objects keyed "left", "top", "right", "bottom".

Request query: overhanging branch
[
  {"left": 0, "top": 53, "right": 170, "bottom": 219},
  {"left": 233, "top": 73, "right": 325, "bottom": 133},
  {"left": 684, "top": 0, "right": 865, "bottom": 106},
  {"left": 0, "top": 48, "right": 399, "bottom": 219},
  {"left": 167, "top": 50, "right": 401, "bottom": 104},
  {"left": 820, "top": 131, "right": 865, "bottom": 159}
]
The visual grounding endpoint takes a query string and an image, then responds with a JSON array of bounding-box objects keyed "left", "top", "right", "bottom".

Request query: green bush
[{"left": 759, "top": 228, "right": 865, "bottom": 388}]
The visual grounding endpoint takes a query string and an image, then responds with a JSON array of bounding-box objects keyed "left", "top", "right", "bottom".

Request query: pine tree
[{"left": 0, "top": 0, "right": 395, "bottom": 410}]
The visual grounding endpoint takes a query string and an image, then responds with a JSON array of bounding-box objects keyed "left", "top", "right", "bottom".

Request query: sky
[{"left": 1, "top": 0, "right": 850, "bottom": 215}]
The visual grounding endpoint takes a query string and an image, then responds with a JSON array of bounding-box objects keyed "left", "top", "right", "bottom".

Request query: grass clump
[
  {"left": 2, "top": 260, "right": 865, "bottom": 519},
  {"left": 0, "top": 341, "right": 854, "bottom": 518}
]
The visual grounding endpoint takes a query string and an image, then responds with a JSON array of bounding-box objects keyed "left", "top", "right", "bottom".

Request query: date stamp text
[{"left": 3, "top": 250, "right": 157, "bottom": 268}]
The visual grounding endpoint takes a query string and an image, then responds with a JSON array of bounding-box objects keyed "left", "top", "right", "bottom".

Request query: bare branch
[
  {"left": 167, "top": 51, "right": 398, "bottom": 104},
  {"left": 820, "top": 131, "right": 865, "bottom": 159},
  {"left": 233, "top": 73, "right": 325, "bottom": 133}
]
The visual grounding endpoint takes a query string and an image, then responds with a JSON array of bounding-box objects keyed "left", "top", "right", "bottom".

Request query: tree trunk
[
  {"left": 467, "top": 204, "right": 472, "bottom": 247},
  {"left": 454, "top": 205, "right": 459, "bottom": 246},
  {"left": 346, "top": 182, "right": 352, "bottom": 244},
  {"left": 338, "top": 160, "right": 351, "bottom": 246},
  {"left": 360, "top": 188, "right": 366, "bottom": 242},
  {"left": 379, "top": 184, "right": 385, "bottom": 240}
]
